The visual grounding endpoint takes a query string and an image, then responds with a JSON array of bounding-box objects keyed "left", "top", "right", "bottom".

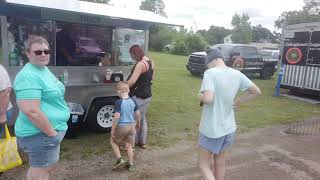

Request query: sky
[{"left": 110, "top": 0, "right": 305, "bottom": 32}]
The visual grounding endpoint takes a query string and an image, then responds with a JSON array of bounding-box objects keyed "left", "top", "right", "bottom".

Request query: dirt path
[{"left": 2, "top": 123, "right": 320, "bottom": 180}]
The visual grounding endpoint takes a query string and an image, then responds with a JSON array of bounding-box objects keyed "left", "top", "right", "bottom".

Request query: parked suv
[{"left": 186, "top": 44, "right": 278, "bottom": 79}]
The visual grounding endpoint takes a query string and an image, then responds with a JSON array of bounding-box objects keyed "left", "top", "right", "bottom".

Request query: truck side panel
[{"left": 280, "top": 27, "right": 320, "bottom": 93}]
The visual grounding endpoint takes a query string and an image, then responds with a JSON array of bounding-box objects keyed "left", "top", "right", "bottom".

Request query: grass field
[{"left": 60, "top": 51, "right": 320, "bottom": 160}]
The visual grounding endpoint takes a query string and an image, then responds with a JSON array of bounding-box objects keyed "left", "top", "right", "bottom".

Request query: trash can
[{"left": 65, "top": 102, "right": 84, "bottom": 138}]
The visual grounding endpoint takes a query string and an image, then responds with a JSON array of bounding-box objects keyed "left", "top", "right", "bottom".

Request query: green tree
[
  {"left": 79, "top": 0, "right": 110, "bottom": 4},
  {"left": 197, "top": 26, "right": 230, "bottom": 45},
  {"left": 140, "top": 0, "right": 167, "bottom": 17},
  {"left": 231, "top": 13, "right": 252, "bottom": 44},
  {"left": 148, "top": 25, "right": 176, "bottom": 51},
  {"left": 172, "top": 40, "right": 188, "bottom": 55},
  {"left": 303, "top": 0, "right": 320, "bottom": 15},
  {"left": 184, "top": 33, "right": 208, "bottom": 55},
  {"left": 272, "top": 31, "right": 281, "bottom": 43},
  {"left": 275, "top": 0, "right": 320, "bottom": 29},
  {"left": 252, "top": 24, "right": 274, "bottom": 42},
  {"left": 139, "top": 0, "right": 169, "bottom": 51}
]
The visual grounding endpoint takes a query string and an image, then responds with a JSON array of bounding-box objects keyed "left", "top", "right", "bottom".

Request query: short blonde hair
[
  {"left": 116, "top": 81, "right": 130, "bottom": 93},
  {"left": 26, "top": 35, "right": 49, "bottom": 52}
]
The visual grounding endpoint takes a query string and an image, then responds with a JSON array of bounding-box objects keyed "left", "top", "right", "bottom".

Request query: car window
[
  {"left": 260, "top": 50, "right": 272, "bottom": 56},
  {"left": 260, "top": 50, "right": 279, "bottom": 59},
  {"left": 233, "top": 46, "right": 242, "bottom": 55},
  {"left": 243, "top": 47, "right": 257, "bottom": 56}
]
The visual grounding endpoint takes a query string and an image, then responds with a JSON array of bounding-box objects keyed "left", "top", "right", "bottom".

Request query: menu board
[{"left": 116, "top": 28, "right": 145, "bottom": 64}]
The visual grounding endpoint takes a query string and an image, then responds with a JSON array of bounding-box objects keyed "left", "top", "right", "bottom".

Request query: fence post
[{"left": 275, "top": 64, "right": 285, "bottom": 96}]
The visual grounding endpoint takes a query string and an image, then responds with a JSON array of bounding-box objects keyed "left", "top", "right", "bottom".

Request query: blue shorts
[
  {"left": 17, "top": 131, "right": 66, "bottom": 168},
  {"left": 199, "top": 131, "right": 235, "bottom": 154}
]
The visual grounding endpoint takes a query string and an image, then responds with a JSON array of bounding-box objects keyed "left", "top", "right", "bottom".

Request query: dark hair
[
  {"left": 26, "top": 35, "right": 49, "bottom": 52},
  {"left": 129, "top": 45, "right": 145, "bottom": 61}
]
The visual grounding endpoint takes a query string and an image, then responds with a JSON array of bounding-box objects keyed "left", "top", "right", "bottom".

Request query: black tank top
[{"left": 130, "top": 60, "right": 153, "bottom": 99}]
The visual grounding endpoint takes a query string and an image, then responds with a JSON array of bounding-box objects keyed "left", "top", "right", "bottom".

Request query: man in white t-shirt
[{"left": 0, "top": 64, "right": 13, "bottom": 137}]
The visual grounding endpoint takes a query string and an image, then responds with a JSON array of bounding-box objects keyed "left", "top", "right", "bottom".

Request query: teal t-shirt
[
  {"left": 13, "top": 63, "right": 70, "bottom": 137},
  {"left": 199, "top": 67, "right": 253, "bottom": 138}
]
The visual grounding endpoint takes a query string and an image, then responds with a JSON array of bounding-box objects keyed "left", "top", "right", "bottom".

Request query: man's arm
[
  {"left": 233, "top": 83, "right": 261, "bottom": 109},
  {"left": 0, "top": 88, "right": 11, "bottom": 123},
  {"left": 198, "top": 90, "right": 214, "bottom": 105}
]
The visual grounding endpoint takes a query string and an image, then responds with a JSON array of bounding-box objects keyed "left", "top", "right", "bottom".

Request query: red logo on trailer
[{"left": 286, "top": 47, "right": 302, "bottom": 64}]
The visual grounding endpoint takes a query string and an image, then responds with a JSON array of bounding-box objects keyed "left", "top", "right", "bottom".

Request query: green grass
[{"left": 60, "top": 51, "right": 320, "bottom": 160}]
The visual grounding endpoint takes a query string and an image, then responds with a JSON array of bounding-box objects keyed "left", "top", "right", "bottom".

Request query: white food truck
[{"left": 0, "top": 0, "right": 181, "bottom": 132}]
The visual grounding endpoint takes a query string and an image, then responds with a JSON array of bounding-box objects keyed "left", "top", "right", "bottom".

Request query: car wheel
[
  {"left": 260, "top": 66, "right": 273, "bottom": 80},
  {"left": 87, "top": 98, "right": 117, "bottom": 132}
]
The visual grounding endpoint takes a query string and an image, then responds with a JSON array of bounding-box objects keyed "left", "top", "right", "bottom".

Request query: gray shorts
[
  {"left": 17, "top": 131, "right": 66, "bottom": 168},
  {"left": 199, "top": 131, "right": 235, "bottom": 154}
]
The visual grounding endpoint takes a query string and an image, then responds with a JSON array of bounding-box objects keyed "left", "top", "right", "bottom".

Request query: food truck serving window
[
  {"left": 56, "top": 22, "right": 112, "bottom": 66},
  {"left": 5, "top": 17, "right": 147, "bottom": 67}
]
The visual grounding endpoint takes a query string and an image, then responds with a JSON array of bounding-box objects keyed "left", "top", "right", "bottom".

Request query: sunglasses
[{"left": 33, "top": 50, "right": 50, "bottom": 56}]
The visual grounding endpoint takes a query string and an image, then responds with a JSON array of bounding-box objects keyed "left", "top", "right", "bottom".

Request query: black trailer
[{"left": 279, "top": 22, "right": 320, "bottom": 96}]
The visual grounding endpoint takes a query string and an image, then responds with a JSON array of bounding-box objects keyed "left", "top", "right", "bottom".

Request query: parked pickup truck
[{"left": 186, "top": 44, "right": 278, "bottom": 79}]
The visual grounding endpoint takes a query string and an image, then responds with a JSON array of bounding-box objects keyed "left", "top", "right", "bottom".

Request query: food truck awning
[{"left": 3, "top": 0, "right": 183, "bottom": 29}]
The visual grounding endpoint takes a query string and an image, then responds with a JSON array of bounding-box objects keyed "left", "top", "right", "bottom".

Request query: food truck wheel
[{"left": 88, "top": 99, "right": 115, "bottom": 132}]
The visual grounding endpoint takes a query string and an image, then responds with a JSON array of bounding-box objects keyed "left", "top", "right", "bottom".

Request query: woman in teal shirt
[{"left": 13, "top": 36, "right": 70, "bottom": 180}]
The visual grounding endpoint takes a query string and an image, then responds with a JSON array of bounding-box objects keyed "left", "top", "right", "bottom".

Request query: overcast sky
[{"left": 110, "top": 0, "right": 305, "bottom": 32}]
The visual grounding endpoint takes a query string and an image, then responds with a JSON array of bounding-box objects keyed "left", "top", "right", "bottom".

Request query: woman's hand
[
  {"left": 0, "top": 88, "right": 11, "bottom": 122},
  {"left": 0, "top": 114, "right": 7, "bottom": 124},
  {"left": 47, "top": 130, "right": 58, "bottom": 137},
  {"left": 135, "top": 123, "right": 140, "bottom": 131}
]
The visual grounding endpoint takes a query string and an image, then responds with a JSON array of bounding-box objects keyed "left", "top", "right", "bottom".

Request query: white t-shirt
[
  {"left": 199, "top": 67, "right": 253, "bottom": 138},
  {"left": 0, "top": 64, "right": 12, "bottom": 110}
]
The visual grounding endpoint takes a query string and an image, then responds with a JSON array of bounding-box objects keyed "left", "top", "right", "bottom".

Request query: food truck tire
[{"left": 87, "top": 98, "right": 116, "bottom": 132}]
